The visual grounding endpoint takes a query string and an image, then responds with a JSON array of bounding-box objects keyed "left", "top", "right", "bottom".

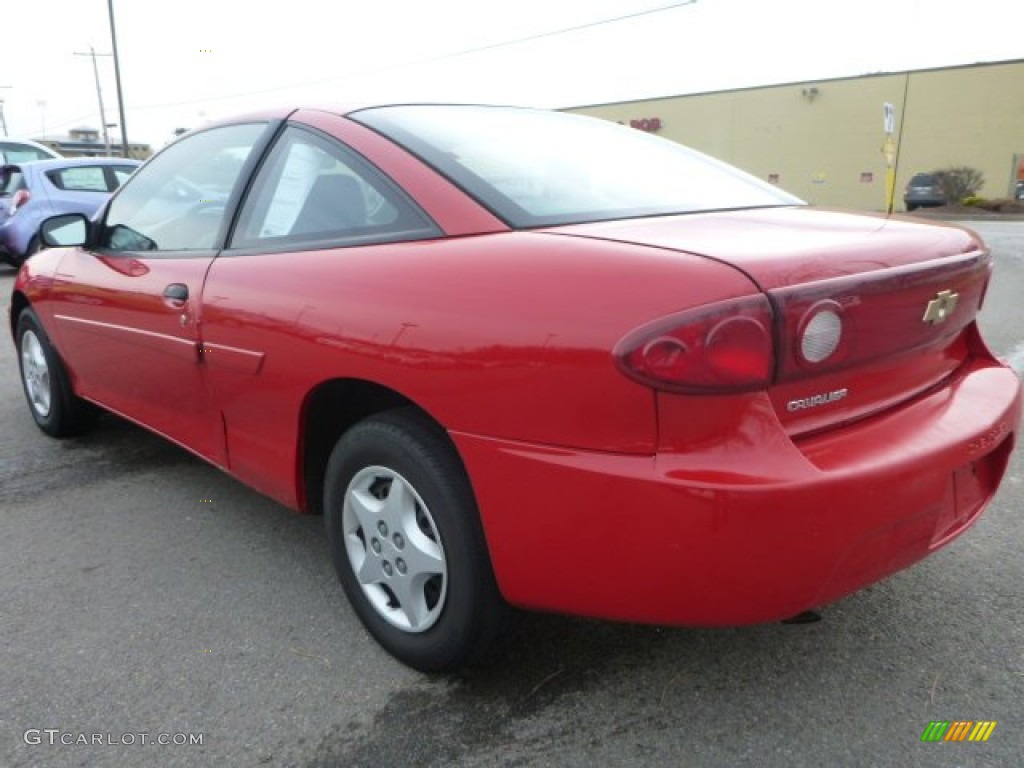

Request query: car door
[
  {"left": 47, "top": 122, "right": 276, "bottom": 463},
  {"left": 198, "top": 123, "right": 443, "bottom": 504}
]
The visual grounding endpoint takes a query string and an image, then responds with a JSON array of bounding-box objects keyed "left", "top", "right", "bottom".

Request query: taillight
[
  {"left": 976, "top": 262, "right": 992, "bottom": 311},
  {"left": 11, "top": 189, "right": 31, "bottom": 214},
  {"left": 614, "top": 295, "right": 774, "bottom": 393},
  {"left": 772, "top": 250, "right": 988, "bottom": 382}
]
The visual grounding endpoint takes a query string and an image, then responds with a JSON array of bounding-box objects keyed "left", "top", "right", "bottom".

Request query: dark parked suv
[{"left": 904, "top": 172, "right": 948, "bottom": 211}]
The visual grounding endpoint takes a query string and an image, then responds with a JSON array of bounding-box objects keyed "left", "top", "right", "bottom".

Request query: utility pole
[
  {"left": 37, "top": 100, "right": 47, "bottom": 137},
  {"left": 74, "top": 47, "right": 113, "bottom": 156},
  {"left": 107, "top": 0, "right": 130, "bottom": 159},
  {"left": 0, "top": 86, "right": 11, "bottom": 136}
]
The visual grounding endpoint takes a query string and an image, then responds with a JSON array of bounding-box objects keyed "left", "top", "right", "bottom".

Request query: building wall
[
  {"left": 567, "top": 60, "right": 1024, "bottom": 211},
  {"left": 36, "top": 138, "right": 152, "bottom": 161}
]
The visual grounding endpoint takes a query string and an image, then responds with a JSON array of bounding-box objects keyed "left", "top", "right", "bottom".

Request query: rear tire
[
  {"left": 8, "top": 236, "right": 40, "bottom": 269},
  {"left": 324, "top": 409, "right": 507, "bottom": 672},
  {"left": 16, "top": 308, "right": 98, "bottom": 437}
]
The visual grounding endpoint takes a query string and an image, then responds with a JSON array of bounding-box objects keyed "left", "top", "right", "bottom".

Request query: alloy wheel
[
  {"left": 342, "top": 465, "right": 448, "bottom": 633},
  {"left": 20, "top": 329, "right": 52, "bottom": 418}
]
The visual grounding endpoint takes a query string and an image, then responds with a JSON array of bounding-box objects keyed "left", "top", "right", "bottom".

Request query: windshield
[{"left": 352, "top": 105, "right": 802, "bottom": 228}]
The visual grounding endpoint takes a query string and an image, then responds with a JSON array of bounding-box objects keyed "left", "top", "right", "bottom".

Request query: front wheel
[
  {"left": 16, "top": 308, "right": 98, "bottom": 437},
  {"left": 324, "top": 410, "right": 507, "bottom": 672}
]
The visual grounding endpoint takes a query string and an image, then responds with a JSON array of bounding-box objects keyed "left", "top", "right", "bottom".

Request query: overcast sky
[{"left": 2, "top": 0, "right": 1021, "bottom": 148}]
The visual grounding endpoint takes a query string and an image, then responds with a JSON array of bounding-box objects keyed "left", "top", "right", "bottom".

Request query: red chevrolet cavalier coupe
[{"left": 10, "top": 105, "right": 1021, "bottom": 671}]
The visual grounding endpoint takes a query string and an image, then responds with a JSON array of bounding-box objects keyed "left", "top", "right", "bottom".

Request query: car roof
[
  {"left": 193, "top": 102, "right": 524, "bottom": 129},
  {"left": 2, "top": 157, "right": 141, "bottom": 173},
  {"left": 0, "top": 137, "right": 61, "bottom": 153}
]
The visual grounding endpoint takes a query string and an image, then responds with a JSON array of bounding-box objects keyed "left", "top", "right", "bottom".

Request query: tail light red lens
[
  {"left": 615, "top": 295, "right": 774, "bottom": 393},
  {"left": 618, "top": 251, "right": 990, "bottom": 395},
  {"left": 11, "top": 189, "right": 31, "bottom": 213}
]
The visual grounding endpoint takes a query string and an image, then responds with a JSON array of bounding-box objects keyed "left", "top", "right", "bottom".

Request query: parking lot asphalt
[{"left": 1, "top": 219, "right": 1023, "bottom": 768}]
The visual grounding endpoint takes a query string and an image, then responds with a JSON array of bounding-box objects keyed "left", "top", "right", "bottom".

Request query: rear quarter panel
[{"left": 198, "top": 232, "right": 759, "bottom": 507}]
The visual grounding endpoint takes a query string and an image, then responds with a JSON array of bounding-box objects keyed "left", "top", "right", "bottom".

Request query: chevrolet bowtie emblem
[{"left": 922, "top": 289, "right": 959, "bottom": 325}]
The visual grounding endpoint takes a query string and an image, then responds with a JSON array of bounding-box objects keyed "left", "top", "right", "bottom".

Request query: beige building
[
  {"left": 567, "top": 59, "right": 1024, "bottom": 212},
  {"left": 36, "top": 127, "right": 152, "bottom": 160}
]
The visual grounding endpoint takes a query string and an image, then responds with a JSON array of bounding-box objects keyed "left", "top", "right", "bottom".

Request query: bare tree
[{"left": 934, "top": 166, "right": 985, "bottom": 203}]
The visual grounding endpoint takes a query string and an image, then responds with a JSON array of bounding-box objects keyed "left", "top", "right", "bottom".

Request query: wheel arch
[
  {"left": 9, "top": 290, "right": 30, "bottom": 341},
  {"left": 297, "top": 378, "right": 465, "bottom": 517}
]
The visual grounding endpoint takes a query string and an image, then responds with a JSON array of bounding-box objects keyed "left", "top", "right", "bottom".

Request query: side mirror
[{"left": 40, "top": 213, "right": 89, "bottom": 248}]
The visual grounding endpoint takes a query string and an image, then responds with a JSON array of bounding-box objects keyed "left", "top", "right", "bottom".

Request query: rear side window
[
  {"left": 46, "top": 166, "right": 111, "bottom": 192},
  {"left": 0, "top": 167, "right": 26, "bottom": 196},
  {"left": 112, "top": 166, "right": 136, "bottom": 188},
  {"left": 230, "top": 125, "right": 439, "bottom": 250}
]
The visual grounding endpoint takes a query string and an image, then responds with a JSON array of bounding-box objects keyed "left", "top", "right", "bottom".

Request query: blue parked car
[{"left": 1, "top": 157, "right": 140, "bottom": 267}]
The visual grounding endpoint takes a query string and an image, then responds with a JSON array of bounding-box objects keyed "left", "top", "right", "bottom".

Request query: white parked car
[{"left": 0, "top": 139, "right": 61, "bottom": 164}]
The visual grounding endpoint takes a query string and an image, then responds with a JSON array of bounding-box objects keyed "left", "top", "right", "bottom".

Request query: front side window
[
  {"left": 102, "top": 123, "right": 264, "bottom": 252},
  {"left": 231, "top": 126, "right": 438, "bottom": 250},
  {"left": 47, "top": 166, "right": 110, "bottom": 192},
  {"left": 353, "top": 105, "right": 804, "bottom": 228}
]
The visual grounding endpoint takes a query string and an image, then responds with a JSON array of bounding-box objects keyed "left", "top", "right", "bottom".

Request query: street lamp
[{"left": 106, "top": 123, "right": 120, "bottom": 154}]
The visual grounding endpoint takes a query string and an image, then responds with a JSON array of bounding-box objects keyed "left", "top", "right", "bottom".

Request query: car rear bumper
[
  {"left": 453, "top": 356, "right": 1021, "bottom": 626},
  {"left": 904, "top": 195, "right": 947, "bottom": 208},
  {"left": 0, "top": 222, "right": 26, "bottom": 265}
]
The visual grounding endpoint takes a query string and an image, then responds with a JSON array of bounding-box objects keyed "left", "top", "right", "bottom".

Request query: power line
[
  {"left": 107, "top": 0, "right": 131, "bottom": 159},
  {"left": 435, "top": 0, "right": 699, "bottom": 58},
  {"left": 73, "top": 48, "right": 114, "bottom": 155},
  {"left": 35, "top": 110, "right": 105, "bottom": 134},
  {"left": 0, "top": 86, "right": 10, "bottom": 136},
  {"left": 132, "top": 1, "right": 698, "bottom": 111}
]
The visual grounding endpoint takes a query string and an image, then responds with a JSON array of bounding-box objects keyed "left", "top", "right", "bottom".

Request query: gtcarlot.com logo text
[{"left": 24, "top": 729, "right": 204, "bottom": 747}]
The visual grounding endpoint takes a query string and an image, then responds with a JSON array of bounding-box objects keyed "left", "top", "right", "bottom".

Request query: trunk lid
[
  {"left": 547, "top": 207, "right": 980, "bottom": 289},
  {"left": 548, "top": 207, "right": 990, "bottom": 436}
]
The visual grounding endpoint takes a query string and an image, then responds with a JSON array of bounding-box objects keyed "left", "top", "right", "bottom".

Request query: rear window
[
  {"left": 910, "top": 173, "right": 937, "bottom": 185},
  {"left": 46, "top": 166, "right": 113, "bottom": 192},
  {"left": 0, "top": 142, "right": 55, "bottom": 163},
  {"left": 352, "top": 105, "right": 802, "bottom": 228}
]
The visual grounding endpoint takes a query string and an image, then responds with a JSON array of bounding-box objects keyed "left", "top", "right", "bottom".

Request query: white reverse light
[{"left": 800, "top": 308, "right": 843, "bottom": 363}]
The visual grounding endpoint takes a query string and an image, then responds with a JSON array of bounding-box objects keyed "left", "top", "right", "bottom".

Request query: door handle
[{"left": 163, "top": 283, "right": 189, "bottom": 301}]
